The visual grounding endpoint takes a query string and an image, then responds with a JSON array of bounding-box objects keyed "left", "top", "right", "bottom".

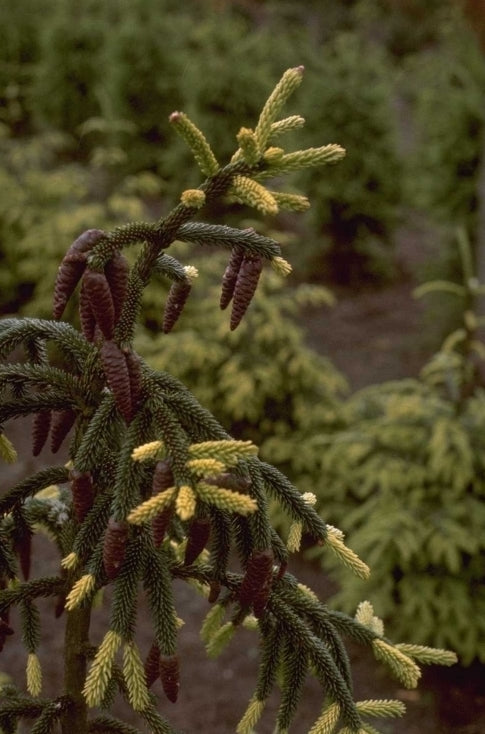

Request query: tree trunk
[{"left": 60, "top": 606, "right": 91, "bottom": 734}]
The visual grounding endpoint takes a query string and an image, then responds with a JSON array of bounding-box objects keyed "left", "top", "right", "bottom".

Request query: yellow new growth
[
  {"left": 180, "top": 189, "right": 206, "bottom": 209},
  {"left": 269, "top": 115, "right": 306, "bottom": 138},
  {"left": 356, "top": 699, "right": 406, "bottom": 718},
  {"left": 131, "top": 440, "right": 165, "bottom": 462},
  {"left": 231, "top": 175, "right": 279, "bottom": 216},
  {"left": 372, "top": 639, "right": 421, "bottom": 689},
  {"left": 123, "top": 641, "right": 150, "bottom": 712},
  {"left": 65, "top": 573, "right": 96, "bottom": 611},
  {"left": 325, "top": 526, "right": 370, "bottom": 580},
  {"left": 183, "top": 265, "right": 199, "bottom": 281},
  {"left": 169, "top": 111, "right": 219, "bottom": 176},
  {"left": 395, "top": 643, "right": 457, "bottom": 666},
  {"left": 186, "top": 458, "right": 227, "bottom": 476},
  {"left": 61, "top": 552, "right": 79, "bottom": 570},
  {"left": 270, "top": 145, "right": 346, "bottom": 173},
  {"left": 254, "top": 66, "right": 305, "bottom": 150},
  {"left": 355, "top": 601, "right": 384, "bottom": 638},
  {"left": 176, "top": 485, "right": 197, "bottom": 521},
  {"left": 287, "top": 520, "right": 303, "bottom": 552},
  {"left": 237, "top": 127, "right": 260, "bottom": 165},
  {"left": 189, "top": 439, "right": 258, "bottom": 465},
  {"left": 127, "top": 487, "right": 176, "bottom": 525},
  {"left": 206, "top": 621, "right": 236, "bottom": 658},
  {"left": 236, "top": 695, "right": 265, "bottom": 734},
  {"left": 0, "top": 433, "right": 17, "bottom": 463},
  {"left": 271, "top": 192, "right": 310, "bottom": 212},
  {"left": 200, "top": 603, "right": 226, "bottom": 645},
  {"left": 308, "top": 702, "right": 341, "bottom": 734},
  {"left": 83, "top": 630, "right": 122, "bottom": 707},
  {"left": 196, "top": 482, "right": 257, "bottom": 516},
  {"left": 271, "top": 256, "right": 293, "bottom": 277},
  {"left": 26, "top": 653, "right": 42, "bottom": 697}
]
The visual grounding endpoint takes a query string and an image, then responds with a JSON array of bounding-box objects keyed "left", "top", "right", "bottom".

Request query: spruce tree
[{"left": 0, "top": 68, "right": 456, "bottom": 733}]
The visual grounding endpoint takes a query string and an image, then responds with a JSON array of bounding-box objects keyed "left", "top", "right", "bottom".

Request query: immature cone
[
  {"left": 220, "top": 248, "right": 244, "bottom": 310},
  {"left": 124, "top": 349, "right": 142, "bottom": 419},
  {"left": 162, "top": 281, "right": 192, "bottom": 333},
  {"left": 83, "top": 269, "right": 116, "bottom": 340},
  {"left": 104, "top": 252, "right": 130, "bottom": 321},
  {"left": 103, "top": 518, "right": 129, "bottom": 580},
  {"left": 32, "top": 410, "right": 52, "bottom": 457},
  {"left": 14, "top": 528, "right": 32, "bottom": 581},
  {"left": 50, "top": 408, "right": 76, "bottom": 453},
  {"left": 205, "top": 472, "right": 251, "bottom": 493},
  {"left": 184, "top": 517, "right": 211, "bottom": 565},
  {"left": 144, "top": 642, "right": 161, "bottom": 688},
  {"left": 53, "top": 229, "right": 105, "bottom": 319},
  {"left": 100, "top": 340, "right": 132, "bottom": 423},
  {"left": 79, "top": 281, "right": 97, "bottom": 342},
  {"left": 152, "top": 506, "right": 174, "bottom": 548},
  {"left": 230, "top": 255, "right": 263, "bottom": 330},
  {"left": 70, "top": 469, "right": 95, "bottom": 522},
  {"left": 238, "top": 549, "right": 274, "bottom": 618},
  {"left": 152, "top": 459, "right": 174, "bottom": 494},
  {"left": 160, "top": 654, "right": 180, "bottom": 703}
]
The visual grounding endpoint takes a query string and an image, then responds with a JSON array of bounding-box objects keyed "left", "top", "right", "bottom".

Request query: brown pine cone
[
  {"left": 162, "top": 281, "right": 192, "bottom": 333},
  {"left": 83, "top": 270, "right": 116, "bottom": 340},
  {"left": 102, "top": 518, "right": 129, "bottom": 581},
  {"left": 32, "top": 410, "right": 52, "bottom": 456},
  {"left": 79, "top": 280, "right": 97, "bottom": 342},
  {"left": 152, "top": 460, "right": 174, "bottom": 494},
  {"left": 124, "top": 349, "right": 142, "bottom": 419},
  {"left": 160, "top": 654, "right": 180, "bottom": 703},
  {"left": 50, "top": 408, "right": 76, "bottom": 453},
  {"left": 230, "top": 255, "right": 263, "bottom": 330},
  {"left": 237, "top": 549, "right": 274, "bottom": 617},
  {"left": 53, "top": 229, "right": 104, "bottom": 320},
  {"left": 152, "top": 506, "right": 174, "bottom": 548},
  {"left": 144, "top": 642, "right": 161, "bottom": 688},
  {"left": 70, "top": 469, "right": 95, "bottom": 522},
  {"left": 220, "top": 248, "right": 244, "bottom": 310},
  {"left": 100, "top": 340, "right": 132, "bottom": 423},
  {"left": 184, "top": 517, "right": 211, "bottom": 566},
  {"left": 104, "top": 252, "right": 130, "bottom": 322}
]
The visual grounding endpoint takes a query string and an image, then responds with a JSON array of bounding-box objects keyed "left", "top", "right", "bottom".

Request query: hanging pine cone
[
  {"left": 230, "top": 255, "right": 263, "bottom": 330},
  {"left": 144, "top": 642, "right": 161, "bottom": 688},
  {"left": 104, "top": 252, "right": 130, "bottom": 322},
  {"left": 103, "top": 518, "right": 129, "bottom": 581},
  {"left": 238, "top": 549, "right": 274, "bottom": 618},
  {"left": 152, "top": 460, "right": 174, "bottom": 494},
  {"left": 162, "top": 281, "right": 192, "bottom": 333},
  {"left": 124, "top": 349, "right": 142, "bottom": 419},
  {"left": 152, "top": 506, "right": 174, "bottom": 548},
  {"left": 205, "top": 472, "right": 251, "bottom": 493},
  {"left": 100, "top": 340, "right": 132, "bottom": 423},
  {"left": 220, "top": 248, "right": 244, "bottom": 310},
  {"left": 79, "top": 281, "right": 97, "bottom": 342},
  {"left": 83, "top": 270, "right": 116, "bottom": 340},
  {"left": 184, "top": 517, "right": 211, "bottom": 566},
  {"left": 69, "top": 469, "right": 95, "bottom": 523},
  {"left": 32, "top": 410, "right": 52, "bottom": 457},
  {"left": 52, "top": 229, "right": 104, "bottom": 320},
  {"left": 50, "top": 408, "right": 76, "bottom": 454},
  {"left": 159, "top": 654, "right": 180, "bottom": 703}
]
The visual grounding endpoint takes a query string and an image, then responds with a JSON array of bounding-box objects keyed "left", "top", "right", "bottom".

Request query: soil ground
[{"left": 2, "top": 229, "right": 485, "bottom": 732}]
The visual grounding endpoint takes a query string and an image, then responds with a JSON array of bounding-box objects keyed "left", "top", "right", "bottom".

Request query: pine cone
[
  {"left": 160, "top": 654, "right": 180, "bottom": 703},
  {"left": 32, "top": 410, "right": 52, "bottom": 456},
  {"left": 53, "top": 229, "right": 104, "bottom": 320},
  {"left": 104, "top": 252, "right": 130, "bottom": 321},
  {"left": 103, "top": 518, "right": 129, "bottom": 581},
  {"left": 220, "top": 248, "right": 244, "bottom": 310},
  {"left": 152, "top": 506, "right": 174, "bottom": 548},
  {"left": 79, "top": 280, "right": 97, "bottom": 342},
  {"left": 50, "top": 408, "right": 76, "bottom": 453},
  {"left": 162, "top": 281, "right": 192, "bottom": 333},
  {"left": 205, "top": 472, "right": 251, "bottom": 493},
  {"left": 152, "top": 460, "right": 174, "bottom": 494},
  {"left": 100, "top": 340, "right": 132, "bottom": 423},
  {"left": 124, "top": 349, "right": 142, "bottom": 419},
  {"left": 238, "top": 549, "right": 274, "bottom": 618},
  {"left": 83, "top": 270, "right": 116, "bottom": 340},
  {"left": 230, "top": 255, "right": 263, "bottom": 330},
  {"left": 184, "top": 517, "right": 211, "bottom": 566},
  {"left": 144, "top": 642, "right": 161, "bottom": 688},
  {"left": 70, "top": 469, "right": 95, "bottom": 522}
]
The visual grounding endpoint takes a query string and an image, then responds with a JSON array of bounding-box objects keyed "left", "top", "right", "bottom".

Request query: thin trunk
[{"left": 61, "top": 606, "right": 92, "bottom": 734}]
